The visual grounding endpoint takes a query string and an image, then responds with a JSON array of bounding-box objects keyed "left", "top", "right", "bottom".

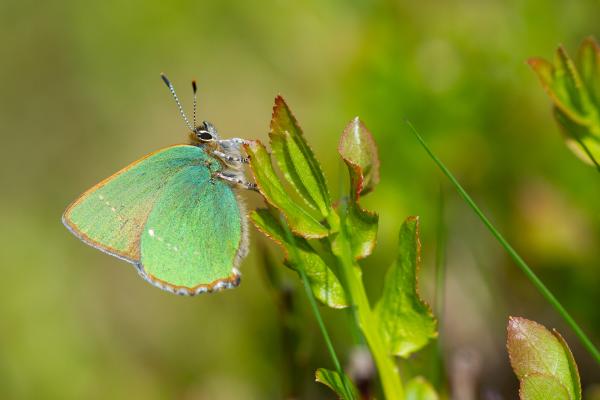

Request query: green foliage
[
  {"left": 338, "top": 117, "right": 380, "bottom": 199},
  {"left": 507, "top": 317, "right": 581, "bottom": 400},
  {"left": 338, "top": 118, "right": 380, "bottom": 260},
  {"left": 405, "top": 376, "right": 439, "bottom": 400},
  {"left": 408, "top": 121, "right": 600, "bottom": 365},
  {"left": 245, "top": 140, "right": 329, "bottom": 238},
  {"left": 249, "top": 96, "right": 439, "bottom": 399},
  {"left": 7, "top": 0, "right": 600, "bottom": 397},
  {"left": 250, "top": 207, "right": 348, "bottom": 308},
  {"left": 315, "top": 368, "right": 359, "bottom": 400},
  {"left": 270, "top": 96, "right": 333, "bottom": 218},
  {"left": 529, "top": 37, "right": 600, "bottom": 168},
  {"left": 375, "top": 217, "right": 437, "bottom": 358}
]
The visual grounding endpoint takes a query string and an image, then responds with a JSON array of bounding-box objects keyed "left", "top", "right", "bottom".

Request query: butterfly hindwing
[
  {"left": 139, "top": 165, "right": 245, "bottom": 293},
  {"left": 63, "top": 144, "right": 245, "bottom": 293}
]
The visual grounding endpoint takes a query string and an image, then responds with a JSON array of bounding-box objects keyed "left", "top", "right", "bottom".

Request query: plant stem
[
  {"left": 279, "top": 215, "right": 355, "bottom": 399},
  {"left": 333, "top": 216, "right": 405, "bottom": 399},
  {"left": 407, "top": 121, "right": 600, "bottom": 365}
]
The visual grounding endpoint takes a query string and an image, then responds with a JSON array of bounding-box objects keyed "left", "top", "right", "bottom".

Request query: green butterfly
[{"left": 62, "top": 75, "right": 256, "bottom": 295}]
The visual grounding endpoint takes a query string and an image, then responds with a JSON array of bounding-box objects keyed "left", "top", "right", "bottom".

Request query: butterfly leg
[
  {"left": 212, "top": 150, "right": 250, "bottom": 164},
  {"left": 218, "top": 138, "right": 251, "bottom": 146},
  {"left": 216, "top": 172, "right": 258, "bottom": 191}
]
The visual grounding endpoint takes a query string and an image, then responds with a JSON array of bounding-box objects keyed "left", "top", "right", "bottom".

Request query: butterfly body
[{"left": 63, "top": 143, "right": 249, "bottom": 295}]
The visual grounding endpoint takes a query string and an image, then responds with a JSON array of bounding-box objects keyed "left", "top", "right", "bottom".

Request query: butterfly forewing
[{"left": 63, "top": 144, "right": 245, "bottom": 293}]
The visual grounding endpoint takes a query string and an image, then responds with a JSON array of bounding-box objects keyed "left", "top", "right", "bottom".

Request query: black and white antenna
[
  {"left": 160, "top": 73, "right": 194, "bottom": 131},
  {"left": 192, "top": 80, "right": 198, "bottom": 129}
]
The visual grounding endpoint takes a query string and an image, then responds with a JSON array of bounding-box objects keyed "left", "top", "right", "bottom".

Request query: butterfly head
[{"left": 194, "top": 121, "right": 220, "bottom": 143}]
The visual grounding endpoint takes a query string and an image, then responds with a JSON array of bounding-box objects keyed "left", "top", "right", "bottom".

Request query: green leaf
[
  {"left": 554, "top": 46, "right": 594, "bottom": 120},
  {"left": 338, "top": 117, "right": 380, "bottom": 259},
  {"left": 578, "top": 36, "right": 600, "bottom": 107},
  {"left": 270, "top": 96, "right": 332, "bottom": 218},
  {"left": 375, "top": 216, "right": 437, "bottom": 357},
  {"left": 245, "top": 140, "right": 329, "bottom": 238},
  {"left": 554, "top": 107, "right": 600, "bottom": 168},
  {"left": 520, "top": 374, "right": 570, "bottom": 400},
  {"left": 250, "top": 208, "right": 348, "bottom": 308},
  {"left": 405, "top": 376, "right": 439, "bottom": 400},
  {"left": 338, "top": 117, "right": 380, "bottom": 199},
  {"left": 315, "top": 368, "right": 359, "bottom": 400},
  {"left": 507, "top": 317, "right": 581, "bottom": 400},
  {"left": 343, "top": 202, "right": 378, "bottom": 260},
  {"left": 553, "top": 329, "right": 582, "bottom": 400},
  {"left": 528, "top": 53, "right": 585, "bottom": 125}
]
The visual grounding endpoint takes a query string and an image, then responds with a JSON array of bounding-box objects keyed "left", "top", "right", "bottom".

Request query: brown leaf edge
[
  {"left": 244, "top": 139, "right": 328, "bottom": 239},
  {"left": 270, "top": 95, "right": 332, "bottom": 207},
  {"left": 392, "top": 216, "right": 437, "bottom": 341}
]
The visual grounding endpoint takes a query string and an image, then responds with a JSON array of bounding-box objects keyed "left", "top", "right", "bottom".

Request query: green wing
[{"left": 62, "top": 145, "right": 246, "bottom": 295}]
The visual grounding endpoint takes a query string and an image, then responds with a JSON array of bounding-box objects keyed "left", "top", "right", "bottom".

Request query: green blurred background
[{"left": 1, "top": 0, "right": 599, "bottom": 398}]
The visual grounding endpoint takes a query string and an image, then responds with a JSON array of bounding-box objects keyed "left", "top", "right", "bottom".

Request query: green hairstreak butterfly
[{"left": 62, "top": 75, "right": 256, "bottom": 295}]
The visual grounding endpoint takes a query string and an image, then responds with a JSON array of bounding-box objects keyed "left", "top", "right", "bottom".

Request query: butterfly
[{"left": 62, "top": 74, "right": 256, "bottom": 295}]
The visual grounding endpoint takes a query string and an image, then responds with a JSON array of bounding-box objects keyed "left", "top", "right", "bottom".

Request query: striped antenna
[
  {"left": 160, "top": 73, "right": 193, "bottom": 131},
  {"left": 192, "top": 80, "right": 198, "bottom": 129}
]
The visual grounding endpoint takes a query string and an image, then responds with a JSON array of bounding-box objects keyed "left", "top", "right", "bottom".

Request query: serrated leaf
[
  {"left": 245, "top": 140, "right": 328, "bottom": 238},
  {"left": 520, "top": 374, "right": 570, "bottom": 400},
  {"left": 315, "top": 368, "right": 359, "bottom": 400},
  {"left": 250, "top": 208, "right": 348, "bottom": 308},
  {"left": 406, "top": 376, "right": 439, "bottom": 400},
  {"left": 270, "top": 96, "right": 332, "bottom": 217},
  {"left": 507, "top": 317, "right": 581, "bottom": 400},
  {"left": 338, "top": 118, "right": 380, "bottom": 259},
  {"left": 375, "top": 217, "right": 437, "bottom": 357},
  {"left": 578, "top": 36, "right": 600, "bottom": 107}
]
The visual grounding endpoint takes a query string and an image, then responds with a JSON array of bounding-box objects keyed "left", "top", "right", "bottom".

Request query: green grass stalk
[
  {"left": 279, "top": 215, "right": 356, "bottom": 400},
  {"left": 407, "top": 121, "right": 600, "bottom": 365}
]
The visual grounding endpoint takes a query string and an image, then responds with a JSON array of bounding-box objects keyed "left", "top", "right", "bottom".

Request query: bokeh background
[{"left": 1, "top": 0, "right": 599, "bottom": 398}]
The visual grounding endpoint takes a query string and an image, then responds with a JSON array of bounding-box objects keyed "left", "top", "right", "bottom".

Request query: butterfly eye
[{"left": 198, "top": 131, "right": 213, "bottom": 141}]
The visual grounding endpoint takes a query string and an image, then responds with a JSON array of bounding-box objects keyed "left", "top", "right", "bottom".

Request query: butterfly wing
[
  {"left": 63, "top": 144, "right": 246, "bottom": 294},
  {"left": 138, "top": 164, "right": 246, "bottom": 294}
]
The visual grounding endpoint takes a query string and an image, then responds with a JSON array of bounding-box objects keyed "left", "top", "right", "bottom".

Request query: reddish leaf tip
[
  {"left": 406, "top": 215, "right": 420, "bottom": 224},
  {"left": 556, "top": 45, "right": 571, "bottom": 60},
  {"left": 274, "top": 94, "right": 286, "bottom": 105},
  {"left": 270, "top": 95, "right": 299, "bottom": 133},
  {"left": 527, "top": 57, "right": 551, "bottom": 71},
  {"left": 507, "top": 316, "right": 541, "bottom": 335},
  {"left": 271, "top": 96, "right": 288, "bottom": 122}
]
